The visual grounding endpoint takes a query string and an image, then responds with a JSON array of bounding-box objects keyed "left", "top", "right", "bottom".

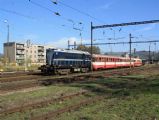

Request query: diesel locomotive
[{"left": 39, "top": 49, "right": 91, "bottom": 74}]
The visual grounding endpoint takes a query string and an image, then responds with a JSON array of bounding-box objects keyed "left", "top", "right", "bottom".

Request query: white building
[{"left": 3, "top": 42, "right": 53, "bottom": 65}]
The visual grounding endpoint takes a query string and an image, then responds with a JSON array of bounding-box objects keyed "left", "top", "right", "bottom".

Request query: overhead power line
[
  {"left": 69, "top": 40, "right": 159, "bottom": 46},
  {"left": 29, "top": 0, "right": 60, "bottom": 16},
  {"left": 29, "top": 0, "right": 83, "bottom": 24},
  {"left": 29, "top": 0, "right": 83, "bottom": 33},
  {"left": 51, "top": 0, "right": 105, "bottom": 23},
  {"left": 92, "top": 20, "right": 159, "bottom": 29},
  {"left": 0, "top": 8, "right": 35, "bottom": 19}
]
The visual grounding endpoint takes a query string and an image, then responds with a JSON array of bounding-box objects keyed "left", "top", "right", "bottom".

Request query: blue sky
[{"left": 0, "top": 0, "right": 159, "bottom": 53}]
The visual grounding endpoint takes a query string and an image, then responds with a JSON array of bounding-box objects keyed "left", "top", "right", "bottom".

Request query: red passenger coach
[
  {"left": 133, "top": 58, "right": 142, "bottom": 66},
  {"left": 92, "top": 54, "right": 142, "bottom": 70}
]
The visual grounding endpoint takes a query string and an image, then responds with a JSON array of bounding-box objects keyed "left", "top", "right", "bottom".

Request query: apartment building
[{"left": 3, "top": 42, "right": 49, "bottom": 65}]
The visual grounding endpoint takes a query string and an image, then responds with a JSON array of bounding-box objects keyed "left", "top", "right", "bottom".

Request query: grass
[
  {"left": 56, "top": 94, "right": 159, "bottom": 120},
  {"left": 0, "top": 64, "right": 40, "bottom": 72},
  {"left": 1, "top": 65, "right": 159, "bottom": 120},
  {"left": 0, "top": 86, "right": 83, "bottom": 109},
  {"left": 55, "top": 70, "right": 159, "bottom": 120},
  {"left": 1, "top": 94, "right": 93, "bottom": 120}
]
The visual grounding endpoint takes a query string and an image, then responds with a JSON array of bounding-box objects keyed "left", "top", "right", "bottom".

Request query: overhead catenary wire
[
  {"left": 29, "top": 0, "right": 83, "bottom": 29},
  {"left": 51, "top": 0, "right": 129, "bottom": 40},
  {"left": 69, "top": 40, "right": 159, "bottom": 46},
  {"left": 29, "top": 0, "right": 61, "bottom": 16},
  {"left": 0, "top": 7, "right": 35, "bottom": 20},
  {"left": 51, "top": 0, "right": 105, "bottom": 24},
  {"left": 28, "top": 0, "right": 85, "bottom": 43},
  {"left": 52, "top": 0, "right": 121, "bottom": 40}
]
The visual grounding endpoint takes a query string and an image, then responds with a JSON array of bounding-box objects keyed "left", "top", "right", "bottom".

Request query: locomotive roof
[{"left": 48, "top": 48, "right": 90, "bottom": 55}]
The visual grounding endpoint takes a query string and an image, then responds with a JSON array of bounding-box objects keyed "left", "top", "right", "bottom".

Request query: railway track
[
  {"left": 0, "top": 65, "right": 154, "bottom": 84},
  {"left": 0, "top": 80, "right": 38, "bottom": 94},
  {"left": 0, "top": 65, "right": 157, "bottom": 120},
  {"left": 30, "top": 96, "right": 104, "bottom": 120},
  {"left": 0, "top": 91, "right": 87, "bottom": 116},
  {"left": 0, "top": 67, "right": 143, "bottom": 83},
  {"left": 0, "top": 67, "right": 146, "bottom": 94},
  {"left": 0, "top": 75, "right": 42, "bottom": 83},
  {"left": 0, "top": 71, "right": 40, "bottom": 78}
]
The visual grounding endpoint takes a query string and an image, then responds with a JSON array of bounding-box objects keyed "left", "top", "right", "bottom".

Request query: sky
[{"left": 0, "top": 0, "right": 159, "bottom": 54}]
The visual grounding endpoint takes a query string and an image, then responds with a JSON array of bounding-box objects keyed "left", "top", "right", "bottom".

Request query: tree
[
  {"left": 76, "top": 45, "right": 101, "bottom": 54},
  {"left": 0, "top": 55, "right": 8, "bottom": 65},
  {"left": 76, "top": 45, "right": 88, "bottom": 52},
  {"left": 88, "top": 46, "right": 100, "bottom": 54}
]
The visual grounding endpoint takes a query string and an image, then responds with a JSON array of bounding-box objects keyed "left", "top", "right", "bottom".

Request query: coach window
[
  {"left": 92, "top": 57, "right": 95, "bottom": 62},
  {"left": 99, "top": 57, "right": 102, "bottom": 62},
  {"left": 102, "top": 58, "right": 104, "bottom": 62},
  {"left": 103, "top": 58, "right": 105, "bottom": 62},
  {"left": 106, "top": 58, "right": 108, "bottom": 62},
  {"left": 96, "top": 58, "right": 98, "bottom": 61},
  {"left": 114, "top": 58, "right": 116, "bottom": 62},
  {"left": 111, "top": 58, "right": 113, "bottom": 62},
  {"left": 109, "top": 58, "right": 111, "bottom": 62},
  {"left": 104, "top": 58, "right": 106, "bottom": 62},
  {"left": 112, "top": 58, "right": 114, "bottom": 62},
  {"left": 107, "top": 58, "right": 109, "bottom": 62},
  {"left": 101, "top": 58, "right": 103, "bottom": 62}
]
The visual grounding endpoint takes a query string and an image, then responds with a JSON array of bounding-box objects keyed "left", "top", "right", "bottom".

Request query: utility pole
[
  {"left": 4, "top": 20, "right": 10, "bottom": 64},
  {"left": 134, "top": 48, "right": 136, "bottom": 57},
  {"left": 7, "top": 24, "right": 10, "bottom": 43},
  {"left": 149, "top": 44, "right": 151, "bottom": 64},
  {"left": 80, "top": 32, "right": 82, "bottom": 45},
  {"left": 68, "top": 40, "right": 70, "bottom": 50},
  {"left": 129, "top": 33, "right": 132, "bottom": 68},
  {"left": 91, "top": 22, "right": 93, "bottom": 71},
  {"left": 74, "top": 41, "right": 76, "bottom": 49}
]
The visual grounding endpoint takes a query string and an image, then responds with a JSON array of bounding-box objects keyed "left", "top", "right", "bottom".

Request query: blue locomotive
[{"left": 39, "top": 49, "right": 91, "bottom": 74}]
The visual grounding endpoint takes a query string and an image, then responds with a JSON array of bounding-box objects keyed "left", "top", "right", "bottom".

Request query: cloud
[
  {"left": 135, "top": 23, "right": 156, "bottom": 32},
  {"left": 99, "top": 2, "right": 113, "bottom": 10},
  {"left": 45, "top": 37, "right": 89, "bottom": 49},
  {"left": 11, "top": 34, "right": 39, "bottom": 44},
  {"left": 23, "top": 34, "right": 39, "bottom": 40}
]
